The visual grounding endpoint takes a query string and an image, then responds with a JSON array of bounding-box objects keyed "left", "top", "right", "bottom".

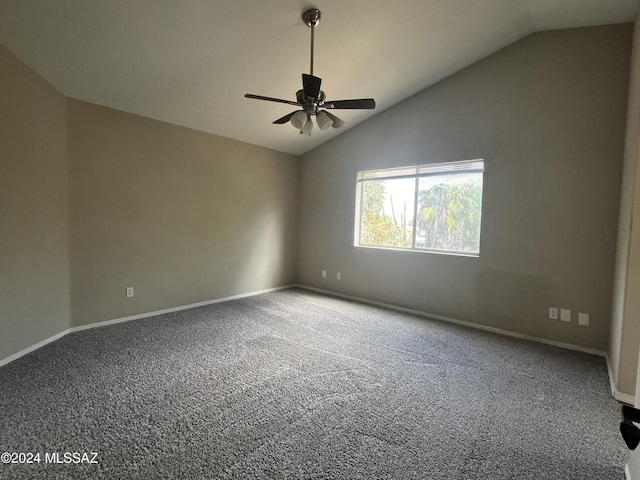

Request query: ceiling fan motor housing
[{"left": 296, "top": 89, "right": 326, "bottom": 114}]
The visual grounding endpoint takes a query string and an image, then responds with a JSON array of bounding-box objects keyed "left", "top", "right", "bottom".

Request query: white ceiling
[{"left": 0, "top": 0, "right": 636, "bottom": 155}]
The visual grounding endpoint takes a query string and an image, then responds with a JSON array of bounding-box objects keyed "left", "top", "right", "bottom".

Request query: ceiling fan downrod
[
  {"left": 243, "top": 6, "right": 375, "bottom": 137},
  {"left": 302, "top": 8, "right": 321, "bottom": 76}
]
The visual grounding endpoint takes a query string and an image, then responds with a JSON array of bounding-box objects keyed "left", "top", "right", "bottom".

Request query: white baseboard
[
  {"left": 1, "top": 282, "right": 623, "bottom": 403},
  {"left": 616, "top": 391, "right": 636, "bottom": 406},
  {"left": 297, "top": 285, "right": 607, "bottom": 358},
  {"left": 611, "top": 389, "right": 636, "bottom": 406},
  {"left": 69, "top": 284, "right": 296, "bottom": 334},
  {"left": 0, "top": 329, "right": 71, "bottom": 368},
  {"left": 300, "top": 285, "right": 640, "bottom": 403},
  {"left": 0, "top": 284, "right": 295, "bottom": 368},
  {"left": 606, "top": 354, "right": 636, "bottom": 405}
]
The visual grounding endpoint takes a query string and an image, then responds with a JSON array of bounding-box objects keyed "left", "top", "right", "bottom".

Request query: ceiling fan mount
[
  {"left": 244, "top": 7, "right": 375, "bottom": 136},
  {"left": 301, "top": 8, "right": 321, "bottom": 28}
]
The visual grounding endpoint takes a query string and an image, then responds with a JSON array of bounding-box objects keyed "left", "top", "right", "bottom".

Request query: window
[{"left": 355, "top": 160, "right": 484, "bottom": 256}]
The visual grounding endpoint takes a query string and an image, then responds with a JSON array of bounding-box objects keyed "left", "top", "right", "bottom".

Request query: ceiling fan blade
[
  {"left": 302, "top": 74, "right": 322, "bottom": 100},
  {"left": 324, "top": 98, "right": 376, "bottom": 109},
  {"left": 322, "top": 110, "right": 346, "bottom": 129},
  {"left": 245, "top": 94, "right": 300, "bottom": 106},
  {"left": 273, "top": 111, "right": 298, "bottom": 124}
]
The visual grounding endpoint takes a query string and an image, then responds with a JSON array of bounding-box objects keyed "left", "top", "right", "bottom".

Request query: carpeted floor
[{"left": 0, "top": 288, "right": 627, "bottom": 479}]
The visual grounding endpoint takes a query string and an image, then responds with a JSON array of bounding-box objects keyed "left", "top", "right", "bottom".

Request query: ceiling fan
[{"left": 244, "top": 8, "right": 375, "bottom": 136}]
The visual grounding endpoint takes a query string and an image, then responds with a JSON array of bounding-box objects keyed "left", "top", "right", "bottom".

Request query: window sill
[{"left": 354, "top": 244, "right": 479, "bottom": 258}]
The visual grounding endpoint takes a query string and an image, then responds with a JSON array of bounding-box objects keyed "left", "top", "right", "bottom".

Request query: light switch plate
[{"left": 560, "top": 309, "right": 571, "bottom": 322}]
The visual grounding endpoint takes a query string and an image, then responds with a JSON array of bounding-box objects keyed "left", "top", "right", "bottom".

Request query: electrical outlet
[
  {"left": 126, "top": 287, "right": 134, "bottom": 298},
  {"left": 578, "top": 313, "right": 590, "bottom": 327},
  {"left": 336, "top": 272, "right": 341, "bottom": 280},
  {"left": 322, "top": 270, "right": 327, "bottom": 278},
  {"left": 549, "top": 308, "right": 558, "bottom": 320},
  {"left": 560, "top": 309, "right": 571, "bottom": 322}
]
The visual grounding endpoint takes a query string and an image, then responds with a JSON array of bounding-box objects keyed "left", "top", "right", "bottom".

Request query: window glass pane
[
  {"left": 355, "top": 160, "right": 483, "bottom": 256},
  {"left": 360, "top": 178, "right": 415, "bottom": 248},
  {"left": 416, "top": 172, "right": 482, "bottom": 253}
]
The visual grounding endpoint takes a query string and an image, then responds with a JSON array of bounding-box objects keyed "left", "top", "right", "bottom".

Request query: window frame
[{"left": 354, "top": 159, "right": 484, "bottom": 257}]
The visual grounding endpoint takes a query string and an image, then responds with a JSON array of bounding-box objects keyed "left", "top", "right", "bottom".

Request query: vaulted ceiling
[{"left": 0, "top": 0, "right": 636, "bottom": 155}]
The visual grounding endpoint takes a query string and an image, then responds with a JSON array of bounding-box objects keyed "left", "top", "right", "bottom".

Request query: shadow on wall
[
  {"left": 231, "top": 207, "right": 289, "bottom": 293},
  {"left": 475, "top": 269, "right": 552, "bottom": 325}
]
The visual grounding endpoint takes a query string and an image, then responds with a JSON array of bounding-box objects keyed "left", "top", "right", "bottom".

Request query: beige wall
[
  {"left": 298, "top": 25, "right": 631, "bottom": 351},
  {"left": 0, "top": 45, "right": 71, "bottom": 360},
  {"left": 1, "top": 42, "right": 299, "bottom": 360},
  {"left": 67, "top": 100, "right": 299, "bottom": 327},
  {"left": 612, "top": 6, "right": 640, "bottom": 400}
]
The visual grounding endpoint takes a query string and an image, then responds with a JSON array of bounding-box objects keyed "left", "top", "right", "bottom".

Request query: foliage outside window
[{"left": 355, "top": 160, "right": 484, "bottom": 255}]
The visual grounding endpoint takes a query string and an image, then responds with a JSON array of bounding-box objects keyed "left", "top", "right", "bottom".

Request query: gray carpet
[{"left": 0, "top": 288, "right": 627, "bottom": 479}]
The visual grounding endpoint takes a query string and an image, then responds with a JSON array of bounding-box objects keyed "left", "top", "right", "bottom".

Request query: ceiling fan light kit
[
  {"left": 316, "top": 111, "right": 333, "bottom": 130},
  {"left": 300, "top": 117, "right": 313, "bottom": 136},
  {"left": 244, "top": 8, "right": 375, "bottom": 136},
  {"left": 291, "top": 110, "right": 308, "bottom": 129}
]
